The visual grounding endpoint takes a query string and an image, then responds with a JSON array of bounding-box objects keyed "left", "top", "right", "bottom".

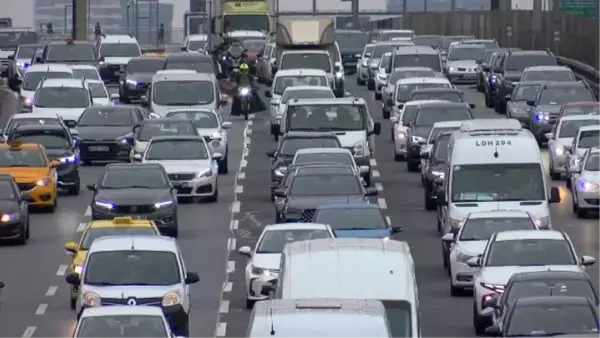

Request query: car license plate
[
  {"left": 174, "top": 182, "right": 189, "bottom": 188},
  {"left": 88, "top": 146, "right": 109, "bottom": 152}
]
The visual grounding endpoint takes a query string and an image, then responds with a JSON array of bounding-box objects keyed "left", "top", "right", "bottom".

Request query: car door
[{"left": 177, "top": 250, "right": 191, "bottom": 313}]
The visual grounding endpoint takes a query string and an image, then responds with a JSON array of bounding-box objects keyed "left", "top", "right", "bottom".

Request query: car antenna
[
  {"left": 269, "top": 307, "right": 276, "bottom": 336},
  {"left": 131, "top": 238, "right": 135, "bottom": 250},
  {"left": 493, "top": 137, "right": 499, "bottom": 158}
]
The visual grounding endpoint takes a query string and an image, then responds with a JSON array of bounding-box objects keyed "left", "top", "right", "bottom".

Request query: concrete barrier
[{"left": 0, "top": 88, "right": 21, "bottom": 127}]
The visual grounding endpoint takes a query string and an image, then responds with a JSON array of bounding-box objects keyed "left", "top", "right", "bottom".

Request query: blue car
[{"left": 311, "top": 204, "right": 402, "bottom": 239}]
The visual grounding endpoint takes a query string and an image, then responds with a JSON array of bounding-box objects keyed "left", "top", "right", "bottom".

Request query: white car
[
  {"left": 442, "top": 210, "right": 540, "bottom": 295},
  {"left": 32, "top": 78, "right": 93, "bottom": 123},
  {"left": 381, "top": 67, "right": 437, "bottom": 118},
  {"left": 373, "top": 52, "right": 392, "bottom": 100},
  {"left": 85, "top": 79, "right": 116, "bottom": 106},
  {"left": 274, "top": 85, "right": 335, "bottom": 139},
  {"left": 141, "top": 135, "right": 222, "bottom": 201},
  {"left": 70, "top": 64, "right": 101, "bottom": 80},
  {"left": 237, "top": 223, "right": 335, "bottom": 309},
  {"left": 3, "top": 111, "right": 77, "bottom": 139},
  {"left": 20, "top": 64, "right": 74, "bottom": 110},
  {"left": 569, "top": 147, "right": 600, "bottom": 218},
  {"left": 546, "top": 115, "right": 600, "bottom": 180},
  {"left": 565, "top": 125, "right": 600, "bottom": 188},
  {"left": 74, "top": 306, "right": 172, "bottom": 337},
  {"left": 165, "top": 109, "right": 232, "bottom": 173},
  {"left": 419, "top": 120, "right": 463, "bottom": 180},
  {"left": 469, "top": 229, "right": 595, "bottom": 335},
  {"left": 293, "top": 147, "right": 370, "bottom": 185},
  {"left": 356, "top": 43, "right": 375, "bottom": 85}
]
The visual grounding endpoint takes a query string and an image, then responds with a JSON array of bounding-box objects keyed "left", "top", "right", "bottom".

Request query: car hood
[
  {"left": 78, "top": 126, "right": 131, "bottom": 140},
  {"left": 196, "top": 128, "right": 220, "bottom": 138},
  {"left": 21, "top": 90, "right": 35, "bottom": 100},
  {"left": 127, "top": 73, "right": 155, "bottom": 83},
  {"left": 446, "top": 60, "right": 478, "bottom": 68},
  {"left": 103, "top": 57, "right": 133, "bottom": 65},
  {"left": 0, "top": 50, "right": 14, "bottom": 59},
  {"left": 287, "top": 195, "right": 367, "bottom": 209},
  {"left": 456, "top": 240, "right": 487, "bottom": 255},
  {"left": 0, "top": 200, "right": 20, "bottom": 213},
  {"left": 143, "top": 159, "right": 212, "bottom": 173},
  {"left": 504, "top": 71, "right": 523, "bottom": 81},
  {"left": 479, "top": 265, "right": 583, "bottom": 286},
  {"left": 84, "top": 284, "right": 180, "bottom": 301},
  {"left": 32, "top": 107, "right": 86, "bottom": 122},
  {"left": 252, "top": 253, "right": 281, "bottom": 270},
  {"left": 333, "top": 130, "right": 366, "bottom": 148},
  {"left": 535, "top": 104, "right": 563, "bottom": 114},
  {"left": 450, "top": 201, "right": 549, "bottom": 222},
  {"left": 44, "top": 149, "right": 73, "bottom": 160},
  {"left": 556, "top": 137, "right": 574, "bottom": 149},
  {"left": 581, "top": 171, "right": 600, "bottom": 183},
  {"left": 334, "top": 228, "right": 391, "bottom": 239},
  {"left": 152, "top": 104, "right": 215, "bottom": 117},
  {"left": 96, "top": 188, "right": 171, "bottom": 204},
  {"left": 0, "top": 167, "right": 49, "bottom": 181}
]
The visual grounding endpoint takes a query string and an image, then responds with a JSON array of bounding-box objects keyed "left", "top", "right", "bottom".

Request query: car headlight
[
  {"left": 154, "top": 200, "right": 174, "bottom": 208},
  {"left": 82, "top": 292, "right": 101, "bottom": 307},
  {"left": 94, "top": 200, "right": 114, "bottom": 209},
  {"left": 449, "top": 218, "right": 464, "bottom": 230},
  {"left": 210, "top": 131, "right": 223, "bottom": 141},
  {"left": 196, "top": 168, "right": 213, "bottom": 178},
  {"left": 534, "top": 111, "right": 549, "bottom": 123},
  {"left": 410, "top": 135, "right": 425, "bottom": 144},
  {"left": 481, "top": 282, "right": 505, "bottom": 294},
  {"left": 455, "top": 249, "right": 473, "bottom": 263},
  {"left": 431, "top": 170, "right": 445, "bottom": 178},
  {"left": 239, "top": 87, "right": 250, "bottom": 96},
  {"left": 577, "top": 180, "right": 599, "bottom": 192},
  {"left": 125, "top": 79, "right": 138, "bottom": 86},
  {"left": 376, "top": 73, "right": 388, "bottom": 80},
  {"left": 251, "top": 266, "right": 278, "bottom": 277},
  {"left": 0, "top": 212, "right": 19, "bottom": 223},
  {"left": 353, "top": 141, "right": 365, "bottom": 156},
  {"left": 23, "top": 97, "right": 32, "bottom": 106},
  {"left": 162, "top": 291, "right": 182, "bottom": 306},
  {"left": 447, "top": 66, "right": 456, "bottom": 72},
  {"left": 554, "top": 145, "right": 565, "bottom": 156},
  {"left": 396, "top": 132, "right": 406, "bottom": 140},
  {"left": 335, "top": 71, "right": 344, "bottom": 79},
  {"left": 59, "top": 154, "right": 78, "bottom": 163},
  {"left": 36, "top": 178, "right": 51, "bottom": 187},
  {"left": 116, "top": 134, "right": 132, "bottom": 144},
  {"left": 74, "top": 265, "right": 83, "bottom": 275},
  {"left": 274, "top": 166, "right": 287, "bottom": 176}
]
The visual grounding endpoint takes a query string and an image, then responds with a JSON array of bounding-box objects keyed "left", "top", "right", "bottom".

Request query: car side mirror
[
  {"left": 271, "top": 67, "right": 278, "bottom": 75},
  {"left": 264, "top": 90, "right": 272, "bottom": 98},
  {"left": 86, "top": 184, "right": 96, "bottom": 191},
  {"left": 64, "top": 120, "right": 77, "bottom": 128},
  {"left": 466, "top": 257, "right": 480, "bottom": 268},
  {"left": 372, "top": 122, "right": 381, "bottom": 135},
  {"left": 548, "top": 186, "right": 560, "bottom": 204},
  {"left": 140, "top": 95, "right": 148, "bottom": 107},
  {"left": 365, "top": 187, "right": 378, "bottom": 196},
  {"left": 132, "top": 153, "right": 142, "bottom": 161},
  {"left": 64, "top": 241, "right": 78, "bottom": 253},
  {"left": 261, "top": 281, "right": 276, "bottom": 296},
  {"left": 185, "top": 272, "right": 200, "bottom": 284},
  {"left": 482, "top": 65, "right": 490, "bottom": 72},
  {"left": 441, "top": 233, "right": 454, "bottom": 242},
  {"left": 222, "top": 121, "right": 232, "bottom": 129},
  {"left": 526, "top": 100, "right": 536, "bottom": 106},
  {"left": 98, "top": 56, "right": 105, "bottom": 62},
  {"left": 484, "top": 325, "right": 501, "bottom": 337},
  {"left": 544, "top": 132, "right": 554, "bottom": 140},
  {"left": 50, "top": 160, "right": 61, "bottom": 168},
  {"left": 238, "top": 246, "right": 252, "bottom": 257},
  {"left": 266, "top": 149, "right": 276, "bottom": 158},
  {"left": 181, "top": 46, "right": 187, "bottom": 51},
  {"left": 482, "top": 295, "right": 498, "bottom": 309},
  {"left": 65, "top": 272, "right": 80, "bottom": 285},
  {"left": 469, "top": 103, "right": 476, "bottom": 109},
  {"left": 391, "top": 226, "right": 403, "bottom": 233},
  {"left": 581, "top": 255, "right": 596, "bottom": 266},
  {"left": 212, "top": 152, "right": 224, "bottom": 161},
  {"left": 273, "top": 189, "right": 286, "bottom": 197},
  {"left": 359, "top": 165, "right": 369, "bottom": 174},
  {"left": 35, "top": 56, "right": 42, "bottom": 63},
  {"left": 436, "top": 190, "right": 447, "bottom": 205}
]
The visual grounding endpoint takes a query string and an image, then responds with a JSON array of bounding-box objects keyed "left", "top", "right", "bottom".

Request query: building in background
[
  {"left": 387, "top": 0, "right": 490, "bottom": 11},
  {"left": 0, "top": 0, "right": 35, "bottom": 28}
]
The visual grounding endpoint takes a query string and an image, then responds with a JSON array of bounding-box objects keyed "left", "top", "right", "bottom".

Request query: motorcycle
[{"left": 238, "top": 86, "right": 252, "bottom": 120}]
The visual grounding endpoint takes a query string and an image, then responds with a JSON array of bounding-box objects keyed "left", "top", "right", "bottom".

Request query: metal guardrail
[{"left": 557, "top": 56, "right": 600, "bottom": 99}]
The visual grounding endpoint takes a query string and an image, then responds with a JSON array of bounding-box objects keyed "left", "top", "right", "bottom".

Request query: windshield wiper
[
  {"left": 338, "top": 227, "right": 383, "bottom": 231},
  {"left": 126, "top": 185, "right": 158, "bottom": 189},
  {"left": 86, "top": 282, "right": 120, "bottom": 286}
]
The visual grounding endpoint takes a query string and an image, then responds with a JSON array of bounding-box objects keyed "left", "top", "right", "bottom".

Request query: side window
[
  {"left": 245, "top": 307, "right": 256, "bottom": 336},
  {"left": 274, "top": 255, "right": 285, "bottom": 298},
  {"left": 134, "top": 109, "right": 145, "bottom": 121},
  {"left": 177, "top": 251, "right": 187, "bottom": 279}
]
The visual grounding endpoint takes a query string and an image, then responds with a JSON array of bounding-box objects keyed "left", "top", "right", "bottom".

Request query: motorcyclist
[{"left": 232, "top": 63, "right": 265, "bottom": 115}]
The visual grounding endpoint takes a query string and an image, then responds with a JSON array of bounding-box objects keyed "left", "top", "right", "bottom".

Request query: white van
[
  {"left": 260, "top": 238, "right": 420, "bottom": 337},
  {"left": 247, "top": 299, "right": 392, "bottom": 337},
  {"left": 437, "top": 118, "right": 560, "bottom": 237}
]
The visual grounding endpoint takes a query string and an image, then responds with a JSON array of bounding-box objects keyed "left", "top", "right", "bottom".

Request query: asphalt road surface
[{"left": 0, "top": 75, "right": 597, "bottom": 337}]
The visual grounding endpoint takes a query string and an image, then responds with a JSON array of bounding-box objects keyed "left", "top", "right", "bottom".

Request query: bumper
[
  {"left": 450, "top": 260, "right": 475, "bottom": 287},
  {"left": 172, "top": 176, "right": 217, "bottom": 197},
  {"left": 57, "top": 163, "right": 79, "bottom": 188},
  {"left": 91, "top": 206, "right": 177, "bottom": 234},
  {"left": 0, "top": 220, "right": 25, "bottom": 239},
  {"left": 120, "top": 83, "right": 149, "bottom": 100},
  {"left": 80, "top": 141, "right": 131, "bottom": 161},
  {"left": 246, "top": 273, "right": 278, "bottom": 300},
  {"left": 447, "top": 72, "right": 477, "bottom": 83},
  {"left": 358, "top": 66, "right": 369, "bottom": 79},
  {"left": 530, "top": 122, "right": 553, "bottom": 138},
  {"left": 549, "top": 154, "right": 568, "bottom": 173},
  {"left": 407, "top": 144, "right": 422, "bottom": 161},
  {"left": 575, "top": 191, "right": 600, "bottom": 208},
  {"left": 20, "top": 185, "right": 56, "bottom": 207}
]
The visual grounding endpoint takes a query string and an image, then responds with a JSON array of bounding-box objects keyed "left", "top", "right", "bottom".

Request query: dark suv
[
  {"left": 35, "top": 40, "right": 97, "bottom": 66},
  {"left": 119, "top": 56, "right": 167, "bottom": 103},
  {"left": 491, "top": 50, "right": 557, "bottom": 114}
]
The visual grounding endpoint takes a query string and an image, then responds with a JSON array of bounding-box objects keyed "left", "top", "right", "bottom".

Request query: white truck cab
[{"left": 32, "top": 78, "right": 93, "bottom": 123}]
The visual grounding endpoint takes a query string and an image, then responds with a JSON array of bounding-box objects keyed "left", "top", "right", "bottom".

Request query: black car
[
  {"left": 484, "top": 296, "right": 599, "bottom": 337},
  {"left": 491, "top": 50, "right": 557, "bottom": 114},
  {"left": 404, "top": 101, "right": 474, "bottom": 172},
  {"left": 411, "top": 35, "right": 441, "bottom": 48},
  {"left": 119, "top": 56, "right": 167, "bottom": 103},
  {"left": 485, "top": 271, "right": 599, "bottom": 329},
  {"left": 164, "top": 53, "right": 223, "bottom": 78},
  {"left": 6, "top": 124, "right": 80, "bottom": 195},
  {"left": 76, "top": 106, "right": 146, "bottom": 163},
  {"left": 129, "top": 118, "right": 200, "bottom": 161},
  {"left": 36, "top": 40, "right": 98, "bottom": 66},
  {"left": 526, "top": 81, "right": 596, "bottom": 144},
  {"left": 267, "top": 131, "right": 342, "bottom": 200},
  {"left": 87, "top": 163, "right": 179, "bottom": 237},
  {"left": 0, "top": 174, "right": 30, "bottom": 244},
  {"left": 273, "top": 163, "right": 377, "bottom": 223},
  {"left": 421, "top": 132, "right": 451, "bottom": 210},
  {"left": 336, "top": 30, "right": 368, "bottom": 73},
  {"left": 476, "top": 49, "right": 499, "bottom": 92},
  {"left": 409, "top": 87, "right": 468, "bottom": 103},
  {"left": 505, "top": 81, "right": 545, "bottom": 126}
]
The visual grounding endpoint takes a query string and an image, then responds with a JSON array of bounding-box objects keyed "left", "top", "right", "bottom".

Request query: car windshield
[
  {"left": 507, "top": 304, "right": 598, "bottom": 336},
  {"left": 289, "top": 174, "right": 362, "bottom": 196},
  {"left": 84, "top": 250, "right": 180, "bottom": 285},
  {"left": 363, "top": 45, "right": 375, "bottom": 56},
  {"left": 372, "top": 45, "right": 397, "bottom": 58},
  {"left": 433, "top": 137, "right": 450, "bottom": 161},
  {"left": 415, "top": 107, "right": 472, "bottom": 126},
  {"left": 187, "top": 40, "right": 206, "bottom": 51},
  {"left": 452, "top": 163, "right": 545, "bottom": 202},
  {"left": 585, "top": 154, "right": 600, "bottom": 171},
  {"left": 255, "top": 229, "right": 331, "bottom": 253},
  {"left": 0, "top": 149, "right": 46, "bottom": 167},
  {"left": 100, "top": 168, "right": 168, "bottom": 188},
  {"left": 558, "top": 119, "right": 600, "bottom": 138},
  {"left": 242, "top": 40, "right": 265, "bottom": 53},
  {"left": 280, "top": 138, "right": 340, "bottom": 156},
  {"left": 0, "top": 181, "right": 16, "bottom": 199},
  {"left": 273, "top": 76, "right": 328, "bottom": 95},
  {"left": 81, "top": 227, "right": 158, "bottom": 250},
  {"left": 16, "top": 46, "right": 39, "bottom": 59},
  {"left": 288, "top": 104, "right": 366, "bottom": 132},
  {"left": 507, "top": 280, "right": 598, "bottom": 305},
  {"left": 165, "top": 60, "right": 214, "bottom": 73},
  {"left": 138, "top": 121, "right": 197, "bottom": 142},
  {"left": 505, "top": 55, "right": 557, "bottom": 71},
  {"left": 88, "top": 83, "right": 107, "bottom": 98},
  {"left": 78, "top": 108, "right": 133, "bottom": 126},
  {"left": 22, "top": 71, "right": 73, "bottom": 91},
  {"left": 34, "top": 87, "right": 89, "bottom": 108},
  {"left": 280, "top": 53, "right": 331, "bottom": 73},
  {"left": 380, "top": 54, "right": 391, "bottom": 67},
  {"left": 512, "top": 84, "right": 541, "bottom": 101},
  {"left": 153, "top": 81, "right": 214, "bottom": 105},
  {"left": 294, "top": 152, "right": 353, "bottom": 166},
  {"left": 127, "top": 59, "right": 166, "bottom": 73},
  {"left": 578, "top": 130, "right": 600, "bottom": 148},
  {"left": 523, "top": 70, "right": 574, "bottom": 82},
  {"left": 99, "top": 43, "right": 141, "bottom": 57},
  {"left": 562, "top": 104, "right": 600, "bottom": 116},
  {"left": 486, "top": 239, "right": 576, "bottom": 266},
  {"left": 46, "top": 44, "right": 95, "bottom": 62},
  {"left": 390, "top": 69, "right": 436, "bottom": 83},
  {"left": 145, "top": 140, "right": 208, "bottom": 160},
  {"left": 447, "top": 47, "right": 485, "bottom": 61},
  {"left": 482, "top": 50, "right": 496, "bottom": 63},
  {"left": 14, "top": 133, "right": 70, "bottom": 149},
  {"left": 396, "top": 83, "right": 449, "bottom": 101},
  {"left": 401, "top": 105, "right": 419, "bottom": 123},
  {"left": 411, "top": 91, "right": 462, "bottom": 102},
  {"left": 336, "top": 32, "right": 367, "bottom": 50},
  {"left": 440, "top": 36, "right": 474, "bottom": 49},
  {"left": 315, "top": 208, "right": 387, "bottom": 230},
  {"left": 6, "top": 118, "right": 61, "bottom": 133},
  {"left": 76, "top": 315, "right": 169, "bottom": 337},
  {"left": 72, "top": 68, "right": 100, "bottom": 80},
  {"left": 540, "top": 87, "right": 594, "bottom": 105},
  {"left": 467, "top": 41, "right": 498, "bottom": 49},
  {"left": 282, "top": 89, "right": 334, "bottom": 102},
  {"left": 428, "top": 127, "right": 459, "bottom": 143},
  {"left": 166, "top": 111, "right": 219, "bottom": 128},
  {"left": 393, "top": 54, "right": 441, "bottom": 71},
  {"left": 460, "top": 217, "right": 536, "bottom": 241},
  {"left": 381, "top": 300, "right": 412, "bottom": 337},
  {"left": 412, "top": 36, "right": 440, "bottom": 47}
]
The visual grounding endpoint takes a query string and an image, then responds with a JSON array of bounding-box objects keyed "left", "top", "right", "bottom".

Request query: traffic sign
[{"left": 562, "top": 0, "right": 598, "bottom": 18}]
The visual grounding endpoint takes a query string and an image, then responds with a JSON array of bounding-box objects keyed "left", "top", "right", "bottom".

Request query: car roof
[
  {"left": 69, "top": 64, "right": 98, "bottom": 69},
  {"left": 397, "top": 77, "right": 450, "bottom": 84},
  {"left": 560, "top": 115, "right": 600, "bottom": 122},
  {"left": 514, "top": 295, "right": 593, "bottom": 306},
  {"left": 143, "top": 118, "right": 195, "bottom": 124},
  {"left": 165, "top": 52, "right": 212, "bottom": 61},
  {"left": 542, "top": 81, "right": 587, "bottom": 88},
  {"left": 263, "top": 223, "right": 331, "bottom": 231},
  {"left": 88, "top": 235, "right": 178, "bottom": 253},
  {"left": 404, "top": 99, "right": 448, "bottom": 106},
  {"left": 188, "top": 34, "right": 208, "bottom": 41},
  {"left": 275, "top": 69, "right": 328, "bottom": 76},
  {"left": 412, "top": 87, "right": 461, "bottom": 93},
  {"left": 467, "top": 210, "right": 530, "bottom": 219},
  {"left": 12, "top": 124, "right": 65, "bottom": 132},
  {"left": 295, "top": 163, "right": 356, "bottom": 176},
  {"left": 130, "top": 55, "right": 167, "bottom": 61},
  {"left": 374, "top": 41, "right": 414, "bottom": 46},
  {"left": 394, "top": 46, "right": 437, "bottom": 54},
  {"left": 48, "top": 40, "right": 94, "bottom": 46},
  {"left": 39, "top": 78, "right": 84, "bottom": 88},
  {"left": 25, "top": 64, "right": 74, "bottom": 73},
  {"left": 579, "top": 125, "right": 600, "bottom": 132},
  {"left": 166, "top": 108, "right": 217, "bottom": 114},
  {"left": 101, "top": 35, "right": 138, "bottom": 43},
  {"left": 393, "top": 66, "right": 435, "bottom": 72},
  {"left": 524, "top": 65, "right": 571, "bottom": 71},
  {"left": 510, "top": 270, "right": 590, "bottom": 282},
  {"left": 432, "top": 121, "right": 465, "bottom": 128},
  {"left": 283, "top": 131, "right": 339, "bottom": 139},
  {"left": 509, "top": 50, "right": 553, "bottom": 56},
  {"left": 148, "top": 135, "right": 204, "bottom": 142},
  {"left": 316, "top": 203, "right": 380, "bottom": 210},
  {"left": 295, "top": 148, "right": 351, "bottom": 155},
  {"left": 494, "top": 230, "right": 565, "bottom": 241},
  {"left": 227, "top": 30, "right": 266, "bottom": 37},
  {"left": 515, "top": 81, "right": 547, "bottom": 86},
  {"left": 564, "top": 101, "right": 599, "bottom": 107},
  {"left": 11, "top": 111, "right": 61, "bottom": 119},
  {"left": 252, "top": 298, "right": 387, "bottom": 315},
  {"left": 283, "top": 85, "right": 332, "bottom": 92},
  {"left": 415, "top": 101, "right": 468, "bottom": 108},
  {"left": 105, "top": 162, "right": 163, "bottom": 170},
  {"left": 153, "top": 72, "right": 214, "bottom": 81},
  {"left": 451, "top": 44, "right": 485, "bottom": 49},
  {"left": 287, "top": 97, "right": 366, "bottom": 106},
  {"left": 80, "top": 305, "right": 165, "bottom": 317}
]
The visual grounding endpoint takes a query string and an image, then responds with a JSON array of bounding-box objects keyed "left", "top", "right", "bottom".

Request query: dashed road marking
[
  {"left": 372, "top": 170, "right": 381, "bottom": 178},
  {"left": 216, "top": 322, "right": 227, "bottom": 336},
  {"left": 237, "top": 172, "right": 246, "bottom": 179},
  {"left": 223, "top": 281, "right": 232, "bottom": 293},
  {"left": 227, "top": 260, "right": 235, "bottom": 273},
  {"left": 240, "top": 159, "right": 248, "bottom": 168},
  {"left": 45, "top": 286, "right": 58, "bottom": 296},
  {"left": 235, "top": 185, "right": 244, "bottom": 194},
  {"left": 375, "top": 182, "right": 383, "bottom": 191},
  {"left": 84, "top": 206, "right": 91, "bottom": 216},
  {"left": 219, "top": 300, "right": 230, "bottom": 313},
  {"left": 378, "top": 198, "right": 388, "bottom": 209},
  {"left": 227, "top": 238, "right": 237, "bottom": 251},
  {"left": 231, "top": 201, "right": 241, "bottom": 213},
  {"left": 56, "top": 264, "right": 67, "bottom": 276},
  {"left": 229, "top": 219, "right": 239, "bottom": 230},
  {"left": 35, "top": 304, "right": 47, "bottom": 315},
  {"left": 22, "top": 326, "right": 36, "bottom": 338},
  {"left": 370, "top": 158, "right": 377, "bottom": 166},
  {"left": 76, "top": 222, "right": 87, "bottom": 232},
  {"left": 385, "top": 216, "right": 392, "bottom": 225}
]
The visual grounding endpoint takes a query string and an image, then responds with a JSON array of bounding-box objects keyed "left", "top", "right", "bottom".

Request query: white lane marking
[
  {"left": 216, "top": 322, "right": 227, "bottom": 336},
  {"left": 375, "top": 182, "right": 383, "bottom": 191},
  {"left": 370, "top": 158, "right": 377, "bottom": 166},
  {"left": 229, "top": 219, "right": 239, "bottom": 230},
  {"left": 240, "top": 159, "right": 248, "bottom": 168},
  {"left": 76, "top": 222, "right": 87, "bottom": 232},
  {"left": 84, "top": 206, "right": 91, "bottom": 216},
  {"left": 386, "top": 216, "right": 392, "bottom": 225},
  {"left": 246, "top": 128, "right": 253, "bottom": 135},
  {"left": 56, "top": 264, "right": 67, "bottom": 276},
  {"left": 223, "top": 281, "right": 233, "bottom": 292},
  {"left": 227, "top": 260, "right": 235, "bottom": 273},
  {"left": 35, "top": 304, "right": 47, "bottom": 315},
  {"left": 219, "top": 300, "right": 230, "bottom": 313},
  {"left": 235, "top": 185, "right": 244, "bottom": 194},
  {"left": 22, "top": 326, "right": 36, "bottom": 338},
  {"left": 45, "top": 286, "right": 58, "bottom": 296},
  {"left": 378, "top": 198, "right": 388, "bottom": 209},
  {"left": 238, "top": 172, "right": 246, "bottom": 179},
  {"left": 231, "top": 201, "right": 241, "bottom": 213},
  {"left": 227, "top": 238, "right": 237, "bottom": 251},
  {"left": 372, "top": 170, "right": 380, "bottom": 178}
]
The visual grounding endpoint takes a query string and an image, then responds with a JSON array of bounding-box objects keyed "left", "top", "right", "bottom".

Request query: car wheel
[
  {"left": 70, "top": 297, "right": 77, "bottom": 310},
  {"left": 406, "top": 160, "right": 419, "bottom": 172},
  {"left": 16, "top": 223, "right": 26, "bottom": 245},
  {"left": 424, "top": 186, "right": 436, "bottom": 211},
  {"left": 549, "top": 164, "right": 561, "bottom": 181},
  {"left": 219, "top": 153, "right": 229, "bottom": 174},
  {"left": 382, "top": 108, "right": 390, "bottom": 119},
  {"left": 375, "top": 92, "right": 381, "bottom": 100},
  {"left": 246, "top": 299, "right": 255, "bottom": 309},
  {"left": 473, "top": 303, "right": 487, "bottom": 335},
  {"left": 442, "top": 243, "right": 448, "bottom": 268},
  {"left": 25, "top": 218, "right": 30, "bottom": 239},
  {"left": 170, "top": 227, "right": 179, "bottom": 238},
  {"left": 449, "top": 272, "right": 462, "bottom": 297}
]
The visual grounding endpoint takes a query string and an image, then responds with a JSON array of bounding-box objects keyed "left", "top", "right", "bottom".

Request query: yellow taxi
[
  {"left": 0, "top": 141, "right": 60, "bottom": 211},
  {"left": 64, "top": 216, "right": 161, "bottom": 309}
]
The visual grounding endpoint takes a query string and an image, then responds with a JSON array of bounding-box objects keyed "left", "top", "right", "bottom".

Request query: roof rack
[{"left": 459, "top": 119, "right": 523, "bottom": 134}]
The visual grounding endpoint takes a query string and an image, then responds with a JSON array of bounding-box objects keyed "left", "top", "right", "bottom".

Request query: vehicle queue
[{"left": 0, "top": 27, "right": 597, "bottom": 338}]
